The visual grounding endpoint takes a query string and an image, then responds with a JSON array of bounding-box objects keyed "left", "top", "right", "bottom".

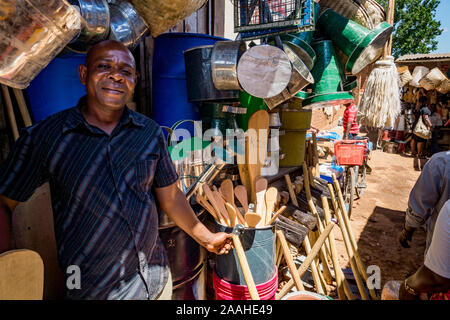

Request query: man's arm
[
  {"left": 0, "top": 195, "right": 19, "bottom": 253},
  {"left": 155, "top": 182, "right": 233, "bottom": 255}
]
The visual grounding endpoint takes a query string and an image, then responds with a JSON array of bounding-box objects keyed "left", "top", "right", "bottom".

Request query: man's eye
[
  {"left": 122, "top": 69, "right": 133, "bottom": 75},
  {"left": 97, "top": 64, "right": 110, "bottom": 69}
]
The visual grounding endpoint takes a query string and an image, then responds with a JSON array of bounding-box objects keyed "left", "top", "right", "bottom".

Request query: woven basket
[
  {"left": 419, "top": 67, "right": 447, "bottom": 91},
  {"left": 361, "top": 0, "right": 386, "bottom": 26},
  {"left": 318, "top": 0, "right": 373, "bottom": 29},
  {"left": 436, "top": 78, "right": 450, "bottom": 94},
  {"left": 409, "top": 66, "right": 429, "bottom": 87},
  {"left": 319, "top": 0, "right": 385, "bottom": 30},
  {"left": 397, "top": 66, "right": 413, "bottom": 87}
]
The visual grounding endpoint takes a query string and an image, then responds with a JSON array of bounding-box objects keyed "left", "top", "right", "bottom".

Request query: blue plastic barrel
[
  {"left": 26, "top": 52, "right": 87, "bottom": 123},
  {"left": 152, "top": 33, "right": 229, "bottom": 136}
]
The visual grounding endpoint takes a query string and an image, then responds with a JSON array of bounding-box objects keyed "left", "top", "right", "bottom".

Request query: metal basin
[
  {"left": 67, "top": 0, "right": 110, "bottom": 52},
  {"left": 107, "top": 0, "right": 149, "bottom": 50},
  {"left": 211, "top": 40, "right": 247, "bottom": 91}
]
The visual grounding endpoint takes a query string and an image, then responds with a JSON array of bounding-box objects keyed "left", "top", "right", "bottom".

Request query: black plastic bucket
[{"left": 214, "top": 221, "right": 276, "bottom": 285}]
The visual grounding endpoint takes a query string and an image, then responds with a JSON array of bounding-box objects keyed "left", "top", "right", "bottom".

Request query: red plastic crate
[{"left": 334, "top": 140, "right": 366, "bottom": 166}]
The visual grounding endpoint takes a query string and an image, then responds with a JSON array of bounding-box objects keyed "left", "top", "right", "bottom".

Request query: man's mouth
[{"left": 101, "top": 87, "right": 125, "bottom": 95}]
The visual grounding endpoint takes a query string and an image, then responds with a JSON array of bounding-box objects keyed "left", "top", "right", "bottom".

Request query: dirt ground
[{"left": 333, "top": 149, "right": 427, "bottom": 292}]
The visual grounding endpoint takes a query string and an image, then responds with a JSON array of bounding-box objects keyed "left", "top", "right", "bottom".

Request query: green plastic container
[
  {"left": 237, "top": 91, "right": 268, "bottom": 131},
  {"left": 279, "top": 129, "right": 307, "bottom": 167},
  {"left": 281, "top": 109, "right": 312, "bottom": 130},
  {"left": 302, "top": 40, "right": 354, "bottom": 110},
  {"left": 317, "top": 8, "right": 393, "bottom": 75}
]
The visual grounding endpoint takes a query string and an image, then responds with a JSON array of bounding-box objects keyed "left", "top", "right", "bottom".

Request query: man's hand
[
  {"left": 399, "top": 281, "right": 419, "bottom": 300},
  {"left": 204, "top": 232, "right": 234, "bottom": 255},
  {"left": 398, "top": 225, "right": 416, "bottom": 248}
]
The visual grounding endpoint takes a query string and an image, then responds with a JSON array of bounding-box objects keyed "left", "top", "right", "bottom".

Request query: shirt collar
[{"left": 62, "top": 96, "right": 144, "bottom": 134}]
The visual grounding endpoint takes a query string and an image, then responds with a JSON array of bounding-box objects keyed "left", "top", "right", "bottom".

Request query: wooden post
[{"left": 384, "top": 0, "right": 396, "bottom": 57}]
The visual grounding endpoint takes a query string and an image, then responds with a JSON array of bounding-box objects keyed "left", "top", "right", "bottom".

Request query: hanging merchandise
[
  {"left": 437, "top": 78, "right": 450, "bottom": 94},
  {"left": 419, "top": 67, "right": 447, "bottom": 91},
  {"left": 359, "top": 57, "right": 401, "bottom": 128},
  {"left": 237, "top": 45, "right": 292, "bottom": 99},
  {"left": 67, "top": 0, "right": 110, "bottom": 53},
  {"left": 211, "top": 40, "right": 247, "bottom": 91},
  {"left": 263, "top": 44, "right": 314, "bottom": 109},
  {"left": 317, "top": 9, "right": 393, "bottom": 75},
  {"left": 107, "top": 0, "right": 149, "bottom": 50},
  {"left": 318, "top": 0, "right": 384, "bottom": 30},
  {"left": 127, "top": 0, "right": 208, "bottom": 37},
  {"left": 397, "top": 65, "right": 413, "bottom": 87},
  {"left": 409, "top": 66, "right": 429, "bottom": 87},
  {"left": 0, "top": 0, "right": 81, "bottom": 89},
  {"left": 184, "top": 45, "right": 240, "bottom": 102},
  {"left": 301, "top": 40, "right": 354, "bottom": 110},
  {"left": 279, "top": 1, "right": 321, "bottom": 71}
]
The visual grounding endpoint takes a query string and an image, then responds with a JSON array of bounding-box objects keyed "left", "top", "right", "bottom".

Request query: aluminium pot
[
  {"left": 211, "top": 40, "right": 247, "bottom": 91},
  {"left": 67, "top": 0, "right": 110, "bottom": 53}
]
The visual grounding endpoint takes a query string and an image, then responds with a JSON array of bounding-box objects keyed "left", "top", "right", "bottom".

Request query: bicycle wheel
[
  {"left": 343, "top": 166, "right": 355, "bottom": 218},
  {"left": 356, "top": 163, "right": 367, "bottom": 198}
]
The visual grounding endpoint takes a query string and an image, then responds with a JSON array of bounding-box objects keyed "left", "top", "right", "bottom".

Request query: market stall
[
  {"left": 393, "top": 54, "right": 450, "bottom": 153},
  {"left": 0, "top": 0, "right": 395, "bottom": 301}
]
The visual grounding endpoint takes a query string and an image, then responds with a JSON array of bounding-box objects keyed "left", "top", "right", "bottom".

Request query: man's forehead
[{"left": 87, "top": 45, "right": 135, "bottom": 67}]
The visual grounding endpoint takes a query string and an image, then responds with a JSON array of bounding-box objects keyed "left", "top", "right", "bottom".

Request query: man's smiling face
[{"left": 79, "top": 41, "right": 137, "bottom": 111}]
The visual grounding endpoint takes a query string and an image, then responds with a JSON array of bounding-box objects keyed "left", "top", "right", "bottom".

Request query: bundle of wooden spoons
[{"left": 196, "top": 178, "right": 286, "bottom": 229}]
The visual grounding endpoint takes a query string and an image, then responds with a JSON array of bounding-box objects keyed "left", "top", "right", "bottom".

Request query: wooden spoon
[
  {"left": 264, "top": 187, "right": 278, "bottom": 225},
  {"left": 225, "top": 203, "right": 237, "bottom": 227},
  {"left": 196, "top": 194, "right": 219, "bottom": 222},
  {"left": 234, "top": 185, "right": 249, "bottom": 213},
  {"left": 212, "top": 190, "right": 231, "bottom": 226},
  {"left": 220, "top": 180, "right": 246, "bottom": 225},
  {"left": 245, "top": 211, "right": 262, "bottom": 228},
  {"left": 202, "top": 184, "right": 227, "bottom": 225},
  {"left": 247, "top": 110, "right": 269, "bottom": 203},
  {"left": 255, "top": 177, "right": 268, "bottom": 226}
]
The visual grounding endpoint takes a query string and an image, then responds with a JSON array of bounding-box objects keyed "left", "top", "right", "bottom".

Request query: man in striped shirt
[
  {"left": 0, "top": 40, "right": 233, "bottom": 299},
  {"left": 343, "top": 101, "right": 360, "bottom": 139}
]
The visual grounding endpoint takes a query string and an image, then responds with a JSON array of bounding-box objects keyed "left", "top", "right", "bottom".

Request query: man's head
[{"left": 78, "top": 40, "right": 137, "bottom": 111}]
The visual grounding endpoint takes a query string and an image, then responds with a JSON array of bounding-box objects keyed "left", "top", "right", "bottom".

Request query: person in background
[
  {"left": 410, "top": 96, "right": 432, "bottom": 159},
  {"left": 343, "top": 101, "right": 360, "bottom": 140},
  {"left": 399, "top": 150, "right": 450, "bottom": 255},
  {"left": 429, "top": 104, "right": 443, "bottom": 154},
  {"left": 0, "top": 40, "right": 233, "bottom": 300},
  {"left": 399, "top": 199, "right": 450, "bottom": 300}
]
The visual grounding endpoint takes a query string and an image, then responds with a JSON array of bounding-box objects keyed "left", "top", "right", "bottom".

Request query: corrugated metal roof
[{"left": 396, "top": 53, "right": 450, "bottom": 62}]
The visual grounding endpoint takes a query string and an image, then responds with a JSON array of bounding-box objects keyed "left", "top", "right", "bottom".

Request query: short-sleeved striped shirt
[{"left": 0, "top": 97, "right": 179, "bottom": 299}]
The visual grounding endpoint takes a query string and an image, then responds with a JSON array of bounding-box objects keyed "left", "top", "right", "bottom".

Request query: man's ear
[{"left": 78, "top": 64, "right": 87, "bottom": 86}]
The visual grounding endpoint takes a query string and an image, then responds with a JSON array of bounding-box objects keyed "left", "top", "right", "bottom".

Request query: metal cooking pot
[
  {"left": 184, "top": 45, "right": 240, "bottom": 102},
  {"left": 211, "top": 40, "right": 247, "bottom": 91},
  {"left": 107, "top": 0, "right": 149, "bottom": 50},
  {"left": 67, "top": 0, "right": 110, "bottom": 53},
  {"left": 264, "top": 45, "right": 314, "bottom": 109},
  {"left": 0, "top": 0, "right": 81, "bottom": 89}
]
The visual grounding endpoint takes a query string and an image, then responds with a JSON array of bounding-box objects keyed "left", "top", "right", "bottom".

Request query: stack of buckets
[{"left": 213, "top": 221, "right": 278, "bottom": 300}]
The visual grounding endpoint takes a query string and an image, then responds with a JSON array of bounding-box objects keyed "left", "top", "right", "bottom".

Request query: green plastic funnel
[
  {"left": 302, "top": 40, "right": 354, "bottom": 110},
  {"left": 318, "top": 8, "right": 393, "bottom": 75}
]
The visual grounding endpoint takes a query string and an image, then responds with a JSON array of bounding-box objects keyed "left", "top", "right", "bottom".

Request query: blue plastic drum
[{"left": 26, "top": 52, "right": 86, "bottom": 123}]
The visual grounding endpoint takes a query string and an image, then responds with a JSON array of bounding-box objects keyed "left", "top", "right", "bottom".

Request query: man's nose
[{"left": 107, "top": 68, "right": 124, "bottom": 82}]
